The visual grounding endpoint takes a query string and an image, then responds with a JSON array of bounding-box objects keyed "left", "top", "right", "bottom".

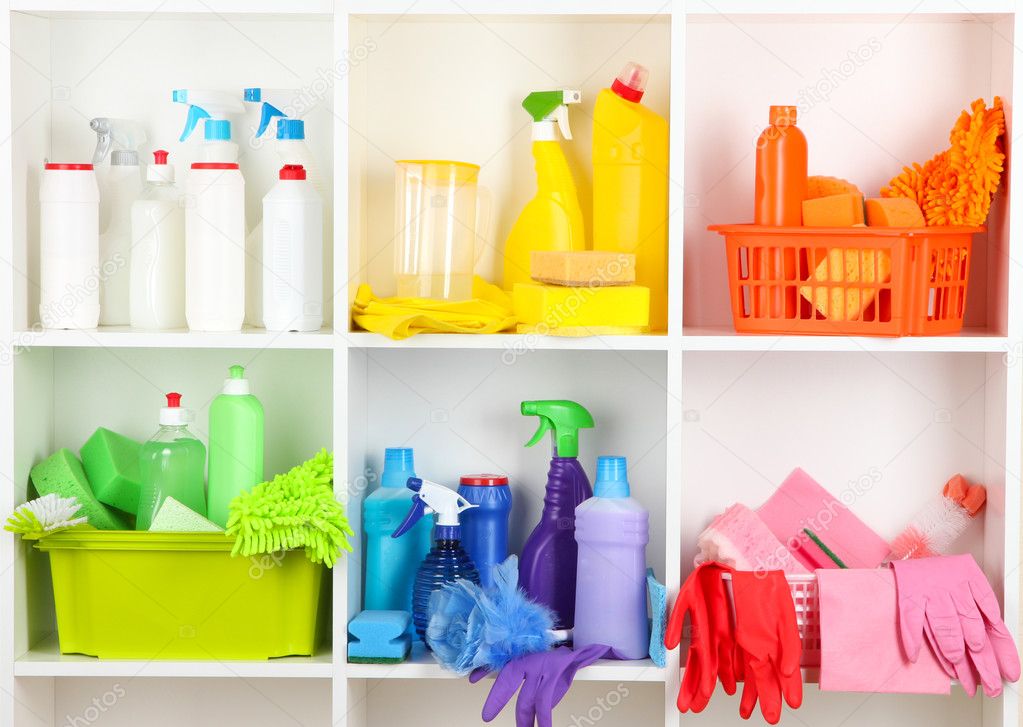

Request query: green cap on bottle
[{"left": 521, "top": 400, "right": 594, "bottom": 458}]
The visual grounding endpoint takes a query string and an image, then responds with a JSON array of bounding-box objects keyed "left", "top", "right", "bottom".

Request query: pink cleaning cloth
[
  {"left": 757, "top": 468, "right": 890, "bottom": 570},
  {"left": 696, "top": 503, "right": 809, "bottom": 574},
  {"left": 818, "top": 568, "right": 949, "bottom": 694}
]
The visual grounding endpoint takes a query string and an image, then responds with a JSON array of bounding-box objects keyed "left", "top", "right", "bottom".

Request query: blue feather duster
[{"left": 426, "top": 556, "right": 556, "bottom": 674}]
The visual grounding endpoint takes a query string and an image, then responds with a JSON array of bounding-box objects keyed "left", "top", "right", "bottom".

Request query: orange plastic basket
[{"left": 709, "top": 225, "right": 982, "bottom": 337}]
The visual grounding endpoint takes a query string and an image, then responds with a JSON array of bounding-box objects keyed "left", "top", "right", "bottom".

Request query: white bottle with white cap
[
  {"left": 38, "top": 162, "right": 100, "bottom": 329},
  {"left": 130, "top": 150, "right": 185, "bottom": 330}
]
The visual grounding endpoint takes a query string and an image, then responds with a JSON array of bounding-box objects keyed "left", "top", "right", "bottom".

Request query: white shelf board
[
  {"left": 344, "top": 0, "right": 671, "bottom": 16},
  {"left": 342, "top": 331, "right": 670, "bottom": 351},
  {"left": 682, "top": 326, "right": 1010, "bottom": 352},
  {"left": 11, "top": 326, "right": 335, "bottom": 350},
  {"left": 9, "top": 0, "right": 333, "bottom": 16},
  {"left": 15, "top": 636, "right": 334, "bottom": 678},
  {"left": 686, "top": 0, "right": 1013, "bottom": 16},
  {"left": 346, "top": 643, "right": 666, "bottom": 682}
]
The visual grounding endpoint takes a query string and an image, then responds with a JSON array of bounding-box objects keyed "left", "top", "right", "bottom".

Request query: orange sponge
[
  {"left": 807, "top": 176, "right": 861, "bottom": 199},
  {"left": 802, "top": 193, "right": 864, "bottom": 227},
  {"left": 865, "top": 198, "right": 925, "bottom": 227}
]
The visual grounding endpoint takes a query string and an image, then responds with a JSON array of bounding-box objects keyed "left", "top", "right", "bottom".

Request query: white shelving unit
[{"left": 0, "top": 1, "right": 1019, "bottom": 726}]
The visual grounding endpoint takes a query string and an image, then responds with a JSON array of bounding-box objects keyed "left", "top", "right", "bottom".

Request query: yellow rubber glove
[{"left": 352, "top": 277, "right": 517, "bottom": 340}]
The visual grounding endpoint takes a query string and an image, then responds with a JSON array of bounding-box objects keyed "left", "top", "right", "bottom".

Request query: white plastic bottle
[
  {"left": 39, "top": 163, "right": 101, "bottom": 329},
  {"left": 198, "top": 119, "right": 239, "bottom": 163},
  {"left": 262, "top": 164, "right": 323, "bottom": 332},
  {"left": 245, "top": 118, "right": 324, "bottom": 328},
  {"left": 130, "top": 150, "right": 185, "bottom": 330},
  {"left": 98, "top": 149, "right": 142, "bottom": 325},
  {"left": 185, "top": 161, "right": 245, "bottom": 332}
]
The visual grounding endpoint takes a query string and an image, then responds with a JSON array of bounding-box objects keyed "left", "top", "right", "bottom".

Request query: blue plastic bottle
[
  {"left": 363, "top": 448, "right": 432, "bottom": 611},
  {"left": 457, "top": 474, "right": 512, "bottom": 588},
  {"left": 393, "top": 477, "right": 480, "bottom": 644}
]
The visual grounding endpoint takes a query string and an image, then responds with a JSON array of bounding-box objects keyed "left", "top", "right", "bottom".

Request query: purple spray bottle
[{"left": 518, "top": 400, "right": 594, "bottom": 629}]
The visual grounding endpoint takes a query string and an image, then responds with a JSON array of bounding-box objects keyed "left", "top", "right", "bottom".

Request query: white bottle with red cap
[
  {"left": 130, "top": 150, "right": 186, "bottom": 330},
  {"left": 39, "top": 162, "right": 101, "bottom": 329},
  {"left": 185, "top": 156, "right": 245, "bottom": 332},
  {"left": 261, "top": 163, "right": 322, "bottom": 332}
]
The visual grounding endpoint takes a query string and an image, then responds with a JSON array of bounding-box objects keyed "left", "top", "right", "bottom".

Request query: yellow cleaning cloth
[{"left": 352, "top": 277, "right": 517, "bottom": 340}]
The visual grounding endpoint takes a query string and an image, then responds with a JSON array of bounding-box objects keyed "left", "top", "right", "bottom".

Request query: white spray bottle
[
  {"left": 173, "top": 89, "right": 245, "bottom": 162},
  {"left": 91, "top": 118, "right": 146, "bottom": 325},
  {"left": 242, "top": 87, "right": 326, "bottom": 326}
]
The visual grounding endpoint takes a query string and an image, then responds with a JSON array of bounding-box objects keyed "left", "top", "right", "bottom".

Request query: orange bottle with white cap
[{"left": 755, "top": 105, "right": 807, "bottom": 226}]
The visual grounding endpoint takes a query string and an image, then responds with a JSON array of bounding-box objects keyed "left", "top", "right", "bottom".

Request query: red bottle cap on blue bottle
[{"left": 459, "top": 474, "right": 508, "bottom": 486}]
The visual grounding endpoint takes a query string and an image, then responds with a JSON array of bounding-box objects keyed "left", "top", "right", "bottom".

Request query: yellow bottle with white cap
[{"left": 502, "top": 90, "right": 586, "bottom": 291}]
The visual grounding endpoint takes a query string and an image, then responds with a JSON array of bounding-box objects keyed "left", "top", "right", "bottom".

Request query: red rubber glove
[
  {"left": 732, "top": 570, "right": 802, "bottom": 725},
  {"left": 665, "top": 562, "right": 738, "bottom": 713}
]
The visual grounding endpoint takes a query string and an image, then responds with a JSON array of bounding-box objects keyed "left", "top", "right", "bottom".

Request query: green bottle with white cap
[{"left": 207, "top": 364, "right": 264, "bottom": 527}]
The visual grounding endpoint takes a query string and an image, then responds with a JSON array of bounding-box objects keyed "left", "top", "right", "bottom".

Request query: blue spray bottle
[
  {"left": 363, "top": 448, "right": 432, "bottom": 612},
  {"left": 393, "top": 477, "right": 480, "bottom": 644}
]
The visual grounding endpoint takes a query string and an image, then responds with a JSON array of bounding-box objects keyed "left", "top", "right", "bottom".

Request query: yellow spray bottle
[
  {"left": 503, "top": 90, "right": 586, "bottom": 291},
  {"left": 592, "top": 63, "right": 668, "bottom": 331}
]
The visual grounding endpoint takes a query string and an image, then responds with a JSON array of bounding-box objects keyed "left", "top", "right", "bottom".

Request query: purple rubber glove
[
  {"left": 892, "top": 554, "right": 1020, "bottom": 697},
  {"left": 469, "top": 644, "right": 611, "bottom": 727}
]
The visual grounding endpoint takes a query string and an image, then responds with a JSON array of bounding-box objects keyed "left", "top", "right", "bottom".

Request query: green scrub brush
[
  {"left": 5, "top": 494, "right": 89, "bottom": 539},
  {"left": 226, "top": 449, "right": 354, "bottom": 567}
]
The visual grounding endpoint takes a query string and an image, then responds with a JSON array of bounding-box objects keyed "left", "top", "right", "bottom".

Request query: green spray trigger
[
  {"left": 521, "top": 400, "right": 594, "bottom": 458},
  {"left": 522, "top": 90, "right": 581, "bottom": 140}
]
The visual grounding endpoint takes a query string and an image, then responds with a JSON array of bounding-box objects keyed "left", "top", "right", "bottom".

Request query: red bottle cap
[
  {"left": 459, "top": 474, "right": 509, "bottom": 486},
  {"left": 152, "top": 150, "right": 170, "bottom": 165},
  {"left": 45, "top": 163, "right": 93, "bottom": 170},
  {"left": 280, "top": 164, "right": 306, "bottom": 180},
  {"left": 190, "top": 162, "right": 239, "bottom": 170},
  {"left": 611, "top": 61, "right": 648, "bottom": 103},
  {"left": 165, "top": 392, "right": 182, "bottom": 408}
]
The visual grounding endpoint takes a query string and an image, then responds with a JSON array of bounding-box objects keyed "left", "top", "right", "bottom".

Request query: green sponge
[
  {"left": 80, "top": 428, "right": 142, "bottom": 515},
  {"left": 30, "top": 449, "right": 127, "bottom": 530},
  {"left": 149, "top": 497, "right": 223, "bottom": 532}
]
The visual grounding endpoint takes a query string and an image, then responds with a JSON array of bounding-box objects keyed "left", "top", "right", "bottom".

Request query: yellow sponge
[
  {"left": 802, "top": 193, "right": 864, "bottom": 227},
  {"left": 865, "top": 197, "right": 925, "bottom": 227},
  {"left": 530, "top": 251, "right": 635, "bottom": 287},
  {"left": 798, "top": 249, "right": 892, "bottom": 321},
  {"left": 513, "top": 283, "right": 650, "bottom": 329}
]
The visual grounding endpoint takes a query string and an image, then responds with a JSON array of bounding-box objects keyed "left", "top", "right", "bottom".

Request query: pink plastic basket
[{"left": 723, "top": 573, "right": 820, "bottom": 667}]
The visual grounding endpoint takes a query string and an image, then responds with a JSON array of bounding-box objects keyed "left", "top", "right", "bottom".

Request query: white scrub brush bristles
[{"left": 5, "top": 494, "right": 88, "bottom": 539}]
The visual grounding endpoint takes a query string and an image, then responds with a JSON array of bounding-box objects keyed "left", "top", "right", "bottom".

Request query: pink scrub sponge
[{"left": 696, "top": 503, "right": 808, "bottom": 574}]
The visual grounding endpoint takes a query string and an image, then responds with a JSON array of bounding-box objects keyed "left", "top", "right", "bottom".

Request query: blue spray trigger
[
  {"left": 256, "top": 102, "right": 287, "bottom": 137},
  {"left": 180, "top": 105, "right": 211, "bottom": 142},
  {"left": 392, "top": 492, "right": 426, "bottom": 539}
]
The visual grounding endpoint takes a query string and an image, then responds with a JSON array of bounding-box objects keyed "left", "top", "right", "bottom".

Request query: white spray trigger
[{"left": 556, "top": 90, "right": 581, "bottom": 140}]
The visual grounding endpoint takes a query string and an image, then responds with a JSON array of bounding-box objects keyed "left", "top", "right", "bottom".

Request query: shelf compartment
[
  {"left": 683, "top": 12, "right": 1013, "bottom": 338},
  {"left": 345, "top": 12, "right": 671, "bottom": 323}
]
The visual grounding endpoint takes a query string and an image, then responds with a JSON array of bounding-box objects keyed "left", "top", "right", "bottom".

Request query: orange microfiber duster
[{"left": 882, "top": 97, "right": 1006, "bottom": 227}]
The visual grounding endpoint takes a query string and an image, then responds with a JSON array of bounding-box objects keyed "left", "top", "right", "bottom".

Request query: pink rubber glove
[{"left": 892, "top": 554, "right": 1020, "bottom": 697}]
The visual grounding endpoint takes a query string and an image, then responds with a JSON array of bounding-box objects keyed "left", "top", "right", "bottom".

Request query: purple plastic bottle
[
  {"left": 517, "top": 400, "right": 594, "bottom": 630},
  {"left": 574, "top": 455, "right": 649, "bottom": 659}
]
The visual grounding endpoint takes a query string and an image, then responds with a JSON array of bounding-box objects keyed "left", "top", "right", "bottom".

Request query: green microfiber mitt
[
  {"left": 80, "top": 427, "right": 142, "bottom": 515},
  {"left": 150, "top": 497, "right": 223, "bottom": 532},
  {"left": 5, "top": 494, "right": 88, "bottom": 539},
  {"left": 226, "top": 449, "right": 353, "bottom": 567},
  {"left": 30, "top": 449, "right": 127, "bottom": 530}
]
